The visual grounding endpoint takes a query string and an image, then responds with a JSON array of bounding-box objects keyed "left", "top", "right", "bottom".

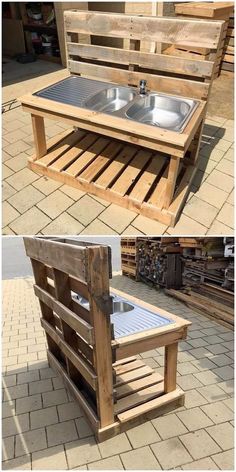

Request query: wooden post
[
  {"left": 31, "top": 114, "right": 47, "bottom": 160},
  {"left": 164, "top": 342, "right": 178, "bottom": 393},
  {"left": 30, "top": 259, "right": 60, "bottom": 358},
  {"left": 87, "top": 246, "right": 114, "bottom": 428},
  {"left": 163, "top": 156, "right": 180, "bottom": 209}
]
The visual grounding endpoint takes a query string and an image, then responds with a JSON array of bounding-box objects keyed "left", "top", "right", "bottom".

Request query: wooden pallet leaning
[
  {"left": 19, "top": 11, "right": 224, "bottom": 226},
  {"left": 121, "top": 238, "right": 139, "bottom": 280},
  {"left": 174, "top": 2, "right": 234, "bottom": 78},
  {"left": 24, "top": 236, "right": 191, "bottom": 441},
  {"left": 166, "top": 287, "right": 234, "bottom": 330}
]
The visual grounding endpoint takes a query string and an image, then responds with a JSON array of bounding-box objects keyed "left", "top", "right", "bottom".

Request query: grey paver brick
[
  {"left": 151, "top": 437, "right": 192, "bottom": 469},
  {"left": 177, "top": 407, "right": 213, "bottom": 431},
  {"left": 223, "top": 397, "right": 234, "bottom": 411},
  {"left": 201, "top": 401, "right": 234, "bottom": 424},
  {"left": 208, "top": 219, "right": 233, "bottom": 235},
  {"left": 180, "top": 429, "right": 221, "bottom": 460},
  {"left": 2, "top": 374, "right": 17, "bottom": 387},
  {"left": 47, "top": 419, "right": 78, "bottom": 447},
  {"left": 217, "top": 203, "right": 234, "bottom": 228},
  {"left": 211, "top": 449, "right": 234, "bottom": 470},
  {"left": 206, "top": 343, "right": 230, "bottom": 355},
  {"left": 15, "top": 428, "right": 47, "bottom": 457},
  {"left": 98, "top": 433, "right": 131, "bottom": 459},
  {"left": 16, "top": 393, "right": 42, "bottom": 414},
  {"left": 42, "top": 212, "right": 84, "bottom": 235},
  {"left": 17, "top": 370, "right": 40, "bottom": 385},
  {"left": 37, "top": 190, "right": 74, "bottom": 219},
  {"left": 8, "top": 185, "right": 44, "bottom": 214},
  {"left": 87, "top": 455, "right": 124, "bottom": 470},
  {"left": 3, "top": 153, "right": 28, "bottom": 172},
  {"left": 2, "top": 201, "right": 20, "bottom": 227},
  {"left": 132, "top": 215, "right": 167, "bottom": 235},
  {"left": 99, "top": 203, "right": 136, "bottom": 233},
  {"left": 121, "top": 445, "right": 161, "bottom": 470},
  {"left": 2, "top": 454, "right": 31, "bottom": 470},
  {"left": 152, "top": 413, "right": 187, "bottom": 440},
  {"left": 191, "top": 358, "right": 217, "bottom": 371},
  {"left": 65, "top": 437, "right": 101, "bottom": 468},
  {"left": 177, "top": 361, "right": 199, "bottom": 375},
  {"left": 184, "top": 196, "right": 218, "bottom": 228},
  {"left": 3, "top": 413, "right": 29, "bottom": 437},
  {"left": 212, "top": 365, "right": 234, "bottom": 380},
  {"left": 127, "top": 422, "right": 160, "bottom": 448},
  {"left": 4, "top": 383, "right": 28, "bottom": 401},
  {"left": 193, "top": 182, "right": 228, "bottom": 209},
  {"left": 60, "top": 184, "right": 85, "bottom": 200},
  {"left": 4, "top": 139, "right": 31, "bottom": 157},
  {"left": 57, "top": 401, "right": 82, "bottom": 422},
  {"left": 80, "top": 218, "right": 117, "bottom": 235},
  {"left": 67, "top": 195, "right": 105, "bottom": 226},
  {"left": 30, "top": 406, "right": 58, "bottom": 429},
  {"left": 6, "top": 168, "right": 39, "bottom": 191},
  {"left": 193, "top": 370, "right": 221, "bottom": 386},
  {"left": 33, "top": 177, "right": 62, "bottom": 195},
  {"left": 206, "top": 422, "right": 234, "bottom": 450},
  {"left": 184, "top": 389, "right": 208, "bottom": 409},
  {"left": 75, "top": 417, "right": 93, "bottom": 438},
  {"left": 167, "top": 214, "right": 207, "bottom": 235},
  {"left": 205, "top": 169, "right": 234, "bottom": 193},
  {"left": 10, "top": 206, "right": 51, "bottom": 235},
  {"left": 2, "top": 400, "right": 16, "bottom": 418},
  {"left": 182, "top": 457, "right": 219, "bottom": 470},
  {"left": 177, "top": 374, "right": 203, "bottom": 390},
  {"left": 42, "top": 388, "right": 68, "bottom": 407},
  {"left": 32, "top": 445, "right": 68, "bottom": 470},
  {"left": 2, "top": 181, "right": 17, "bottom": 201},
  {"left": 2, "top": 436, "right": 15, "bottom": 461}
]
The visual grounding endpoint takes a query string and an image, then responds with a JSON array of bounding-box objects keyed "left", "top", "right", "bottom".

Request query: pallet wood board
[{"left": 28, "top": 129, "right": 198, "bottom": 227}]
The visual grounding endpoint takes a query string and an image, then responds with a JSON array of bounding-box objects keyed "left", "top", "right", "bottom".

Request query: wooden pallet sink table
[
  {"left": 19, "top": 11, "right": 224, "bottom": 226},
  {"left": 24, "top": 237, "right": 191, "bottom": 441}
]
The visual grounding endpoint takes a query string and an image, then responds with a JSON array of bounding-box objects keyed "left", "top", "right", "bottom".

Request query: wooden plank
[
  {"left": 42, "top": 319, "right": 97, "bottom": 389},
  {"left": 117, "top": 388, "right": 184, "bottom": 423},
  {"left": 65, "top": 137, "right": 110, "bottom": 177},
  {"left": 47, "top": 350, "right": 99, "bottom": 431},
  {"left": 116, "top": 372, "right": 163, "bottom": 400},
  {"left": 164, "top": 343, "right": 178, "bottom": 393},
  {"left": 114, "top": 360, "right": 145, "bottom": 375},
  {"left": 114, "top": 382, "right": 164, "bottom": 415},
  {"left": 64, "top": 11, "right": 223, "bottom": 48},
  {"left": 129, "top": 154, "right": 166, "bottom": 203},
  {"left": 34, "top": 285, "right": 94, "bottom": 345},
  {"left": 69, "top": 61, "right": 209, "bottom": 100},
  {"left": 111, "top": 150, "right": 152, "bottom": 196},
  {"left": 31, "top": 115, "right": 47, "bottom": 160},
  {"left": 50, "top": 133, "right": 98, "bottom": 172},
  {"left": 67, "top": 42, "right": 214, "bottom": 78},
  {"left": 115, "top": 366, "right": 153, "bottom": 387},
  {"left": 113, "top": 356, "right": 137, "bottom": 367},
  {"left": 87, "top": 246, "right": 114, "bottom": 428},
  {"left": 39, "top": 129, "right": 86, "bottom": 167},
  {"left": 95, "top": 145, "right": 137, "bottom": 189},
  {"left": 24, "top": 237, "right": 87, "bottom": 281},
  {"left": 69, "top": 276, "right": 89, "bottom": 300},
  {"left": 163, "top": 157, "right": 180, "bottom": 209},
  {"left": 79, "top": 141, "right": 124, "bottom": 183}
]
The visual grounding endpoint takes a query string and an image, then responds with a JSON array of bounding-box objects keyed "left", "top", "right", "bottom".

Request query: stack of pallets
[
  {"left": 121, "top": 238, "right": 138, "bottom": 280},
  {"left": 173, "top": 2, "right": 234, "bottom": 78}
]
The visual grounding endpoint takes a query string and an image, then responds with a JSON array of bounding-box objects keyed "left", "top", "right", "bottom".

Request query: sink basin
[
  {"left": 83, "top": 87, "right": 136, "bottom": 113},
  {"left": 126, "top": 93, "right": 197, "bottom": 131},
  {"left": 113, "top": 301, "right": 134, "bottom": 314}
]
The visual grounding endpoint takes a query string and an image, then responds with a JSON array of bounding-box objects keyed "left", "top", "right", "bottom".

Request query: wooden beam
[
  {"left": 164, "top": 343, "right": 178, "bottom": 393},
  {"left": 31, "top": 114, "right": 47, "bottom": 160}
]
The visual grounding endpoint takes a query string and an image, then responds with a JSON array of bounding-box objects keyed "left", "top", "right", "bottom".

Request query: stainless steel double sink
[
  {"left": 35, "top": 76, "right": 199, "bottom": 133},
  {"left": 83, "top": 85, "right": 198, "bottom": 133}
]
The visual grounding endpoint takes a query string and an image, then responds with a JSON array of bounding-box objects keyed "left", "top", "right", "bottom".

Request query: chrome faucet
[{"left": 139, "top": 79, "right": 147, "bottom": 95}]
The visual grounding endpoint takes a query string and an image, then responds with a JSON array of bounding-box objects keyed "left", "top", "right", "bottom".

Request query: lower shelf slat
[{"left": 29, "top": 129, "right": 197, "bottom": 226}]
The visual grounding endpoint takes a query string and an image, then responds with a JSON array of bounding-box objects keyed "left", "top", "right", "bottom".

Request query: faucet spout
[{"left": 139, "top": 79, "right": 147, "bottom": 95}]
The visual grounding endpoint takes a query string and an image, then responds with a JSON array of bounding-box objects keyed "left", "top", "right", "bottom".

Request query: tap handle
[{"left": 140, "top": 79, "right": 147, "bottom": 86}]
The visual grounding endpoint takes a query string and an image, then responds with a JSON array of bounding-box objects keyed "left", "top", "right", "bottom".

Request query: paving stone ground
[
  {"left": 2, "top": 73, "right": 234, "bottom": 235},
  {"left": 2, "top": 275, "right": 234, "bottom": 470}
]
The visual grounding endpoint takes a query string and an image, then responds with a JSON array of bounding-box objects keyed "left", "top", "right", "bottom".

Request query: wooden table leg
[
  {"left": 164, "top": 342, "right": 178, "bottom": 393},
  {"left": 189, "top": 120, "right": 204, "bottom": 165},
  {"left": 163, "top": 156, "right": 180, "bottom": 209},
  {"left": 31, "top": 114, "right": 47, "bottom": 160}
]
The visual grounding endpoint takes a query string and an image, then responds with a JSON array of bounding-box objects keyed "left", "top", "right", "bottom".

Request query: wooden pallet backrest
[
  {"left": 64, "top": 10, "right": 224, "bottom": 100},
  {"left": 24, "top": 236, "right": 114, "bottom": 422}
]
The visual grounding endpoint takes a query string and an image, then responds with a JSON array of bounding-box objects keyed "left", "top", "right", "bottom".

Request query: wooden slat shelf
[
  {"left": 29, "top": 129, "right": 198, "bottom": 227},
  {"left": 24, "top": 237, "right": 190, "bottom": 441}
]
